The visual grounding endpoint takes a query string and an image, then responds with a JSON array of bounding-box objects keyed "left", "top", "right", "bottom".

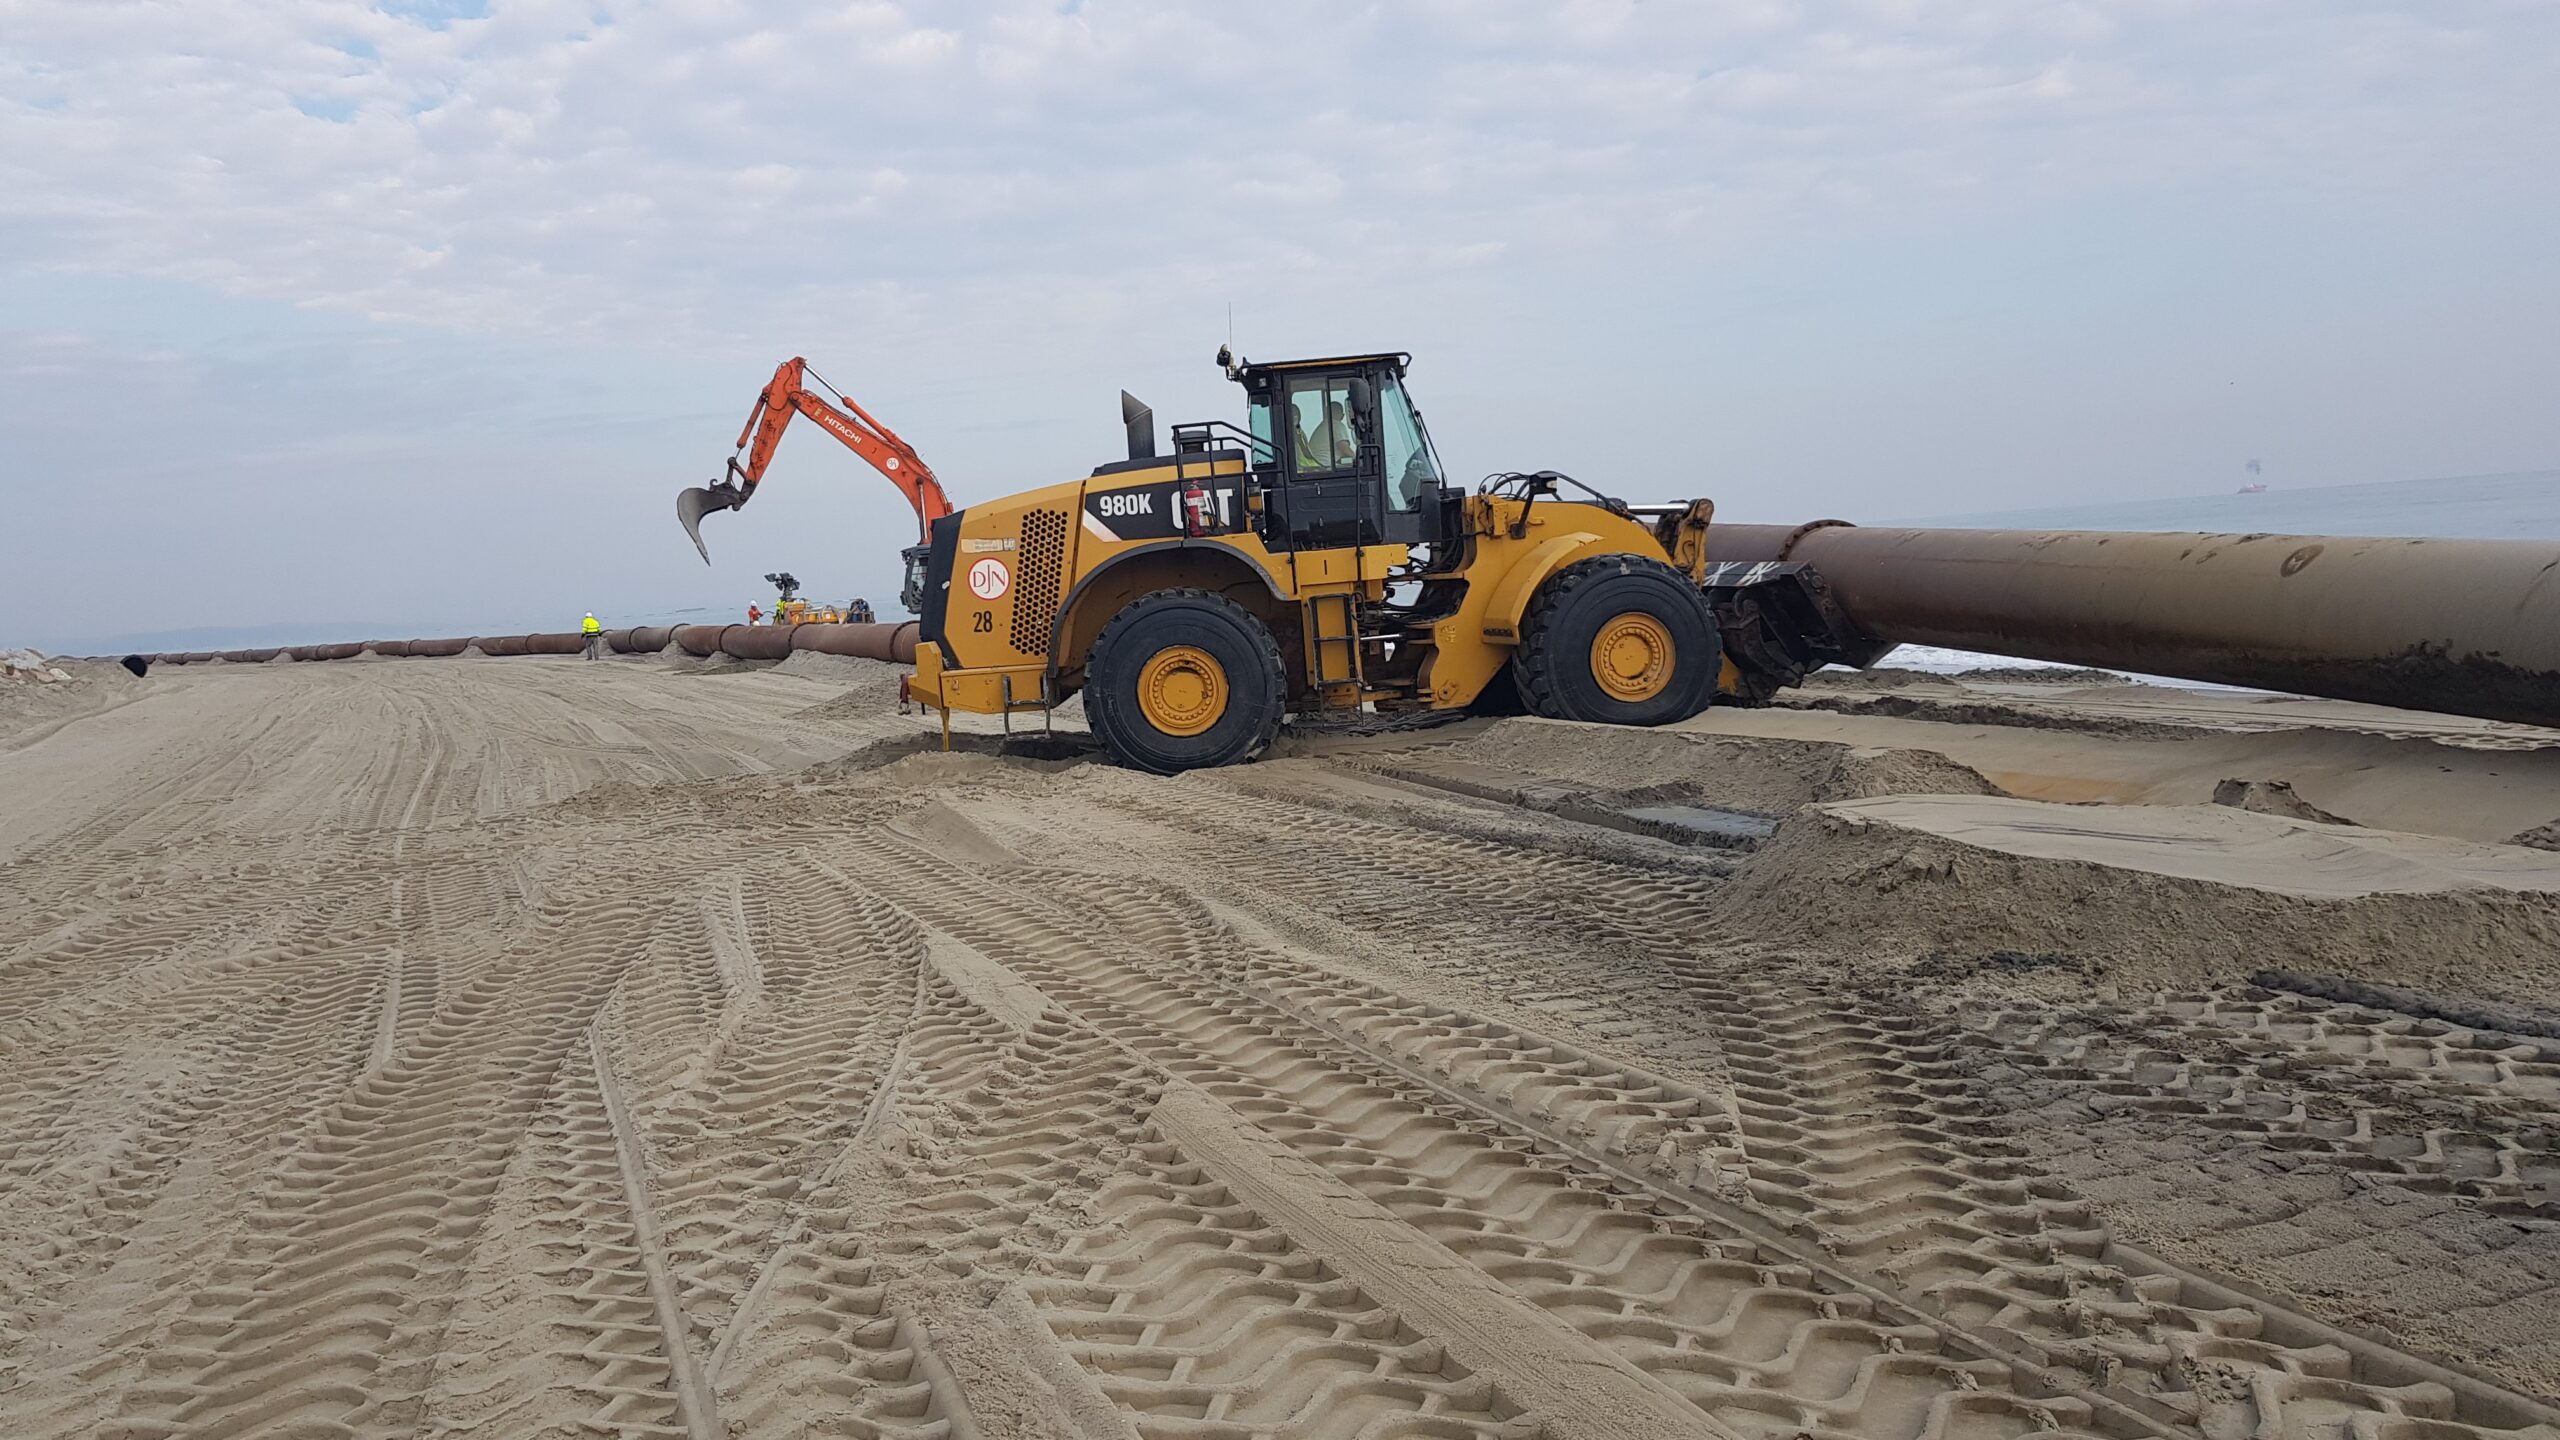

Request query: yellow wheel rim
[
  {"left": 1590, "top": 613, "right": 1675, "bottom": 702},
  {"left": 1137, "top": 645, "right": 1228, "bottom": 737}
]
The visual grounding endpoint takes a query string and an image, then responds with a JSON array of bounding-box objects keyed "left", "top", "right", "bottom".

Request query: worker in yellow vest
[{"left": 581, "top": 612, "right": 604, "bottom": 661}]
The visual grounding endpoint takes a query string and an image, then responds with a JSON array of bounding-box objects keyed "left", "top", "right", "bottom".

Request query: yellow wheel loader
[{"left": 900, "top": 349, "right": 1874, "bottom": 773}]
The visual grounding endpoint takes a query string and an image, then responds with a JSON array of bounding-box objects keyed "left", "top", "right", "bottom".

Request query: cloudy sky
[{"left": 5, "top": 0, "right": 2555, "bottom": 651}]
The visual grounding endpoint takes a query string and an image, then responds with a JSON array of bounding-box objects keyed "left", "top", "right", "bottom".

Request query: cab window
[
  {"left": 1287, "top": 375, "right": 1358, "bottom": 474},
  {"left": 1246, "top": 395, "right": 1278, "bottom": 466},
  {"left": 1378, "top": 375, "right": 1440, "bottom": 512}
]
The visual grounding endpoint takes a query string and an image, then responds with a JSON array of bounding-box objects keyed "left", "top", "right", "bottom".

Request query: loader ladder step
[{"left": 1304, "top": 593, "right": 1365, "bottom": 695}]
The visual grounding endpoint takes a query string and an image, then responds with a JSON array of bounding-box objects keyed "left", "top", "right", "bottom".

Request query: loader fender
[
  {"left": 1050, "top": 542, "right": 1289, "bottom": 674},
  {"left": 1479, "top": 531, "right": 1613, "bottom": 644}
]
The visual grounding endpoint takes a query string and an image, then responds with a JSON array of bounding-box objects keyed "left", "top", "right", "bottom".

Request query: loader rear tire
[
  {"left": 1512, "top": 555, "right": 1720, "bottom": 726},
  {"left": 1085, "top": 589, "right": 1287, "bottom": 775}
]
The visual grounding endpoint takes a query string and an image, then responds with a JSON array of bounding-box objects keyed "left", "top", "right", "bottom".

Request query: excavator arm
[{"left": 677, "top": 357, "right": 954, "bottom": 563}]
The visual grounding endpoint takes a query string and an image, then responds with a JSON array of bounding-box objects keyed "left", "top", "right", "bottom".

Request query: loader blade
[{"left": 677, "top": 485, "right": 733, "bottom": 564}]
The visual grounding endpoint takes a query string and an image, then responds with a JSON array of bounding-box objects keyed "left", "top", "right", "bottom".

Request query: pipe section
[
  {"left": 795, "top": 620, "right": 920, "bottom": 663},
  {"left": 720, "top": 624, "right": 794, "bottom": 661},
  {"left": 1707, "top": 524, "right": 2560, "bottom": 727},
  {"left": 142, "top": 622, "right": 918, "bottom": 670}
]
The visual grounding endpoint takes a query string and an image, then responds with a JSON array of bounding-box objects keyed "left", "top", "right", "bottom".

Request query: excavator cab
[
  {"left": 898, "top": 542, "right": 932, "bottom": 616},
  {"left": 1221, "top": 350, "right": 1460, "bottom": 555}
]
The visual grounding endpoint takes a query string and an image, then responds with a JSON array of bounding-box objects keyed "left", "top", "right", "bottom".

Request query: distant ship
[{"left": 2237, "top": 482, "right": 2267, "bottom": 494}]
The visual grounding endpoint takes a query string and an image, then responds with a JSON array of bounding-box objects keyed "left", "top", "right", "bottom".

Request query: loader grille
[{"left": 1011, "top": 509, "right": 1069, "bottom": 655}]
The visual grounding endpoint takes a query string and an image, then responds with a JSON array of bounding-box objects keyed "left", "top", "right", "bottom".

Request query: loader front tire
[
  {"left": 1085, "top": 589, "right": 1286, "bottom": 774},
  {"left": 1512, "top": 555, "right": 1721, "bottom": 726}
]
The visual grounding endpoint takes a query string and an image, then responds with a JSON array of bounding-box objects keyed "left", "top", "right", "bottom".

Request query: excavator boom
[{"left": 677, "top": 357, "right": 954, "bottom": 562}]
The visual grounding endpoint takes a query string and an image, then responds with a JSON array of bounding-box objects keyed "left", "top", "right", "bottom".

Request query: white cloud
[
  {"left": 4, "top": 0, "right": 2547, "bottom": 347},
  {"left": 0, "top": 1, "right": 2554, "bottom": 648}
]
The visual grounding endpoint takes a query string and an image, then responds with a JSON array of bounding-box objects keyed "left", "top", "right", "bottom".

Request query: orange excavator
[{"left": 677, "top": 359, "right": 955, "bottom": 597}]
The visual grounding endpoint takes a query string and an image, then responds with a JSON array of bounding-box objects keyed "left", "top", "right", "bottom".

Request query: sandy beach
[{"left": 3, "top": 652, "right": 2555, "bottom": 1439}]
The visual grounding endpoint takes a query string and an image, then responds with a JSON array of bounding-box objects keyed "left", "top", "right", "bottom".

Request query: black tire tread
[
  {"left": 1085, "top": 588, "right": 1287, "bottom": 773},
  {"left": 1511, "top": 553, "right": 1718, "bottom": 724}
]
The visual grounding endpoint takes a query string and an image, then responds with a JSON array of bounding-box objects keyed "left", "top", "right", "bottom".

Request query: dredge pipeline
[
  {"left": 1709, "top": 523, "right": 2560, "bottom": 729},
  {"left": 132, "top": 622, "right": 920, "bottom": 669},
  {"left": 110, "top": 524, "right": 2560, "bottom": 731}
]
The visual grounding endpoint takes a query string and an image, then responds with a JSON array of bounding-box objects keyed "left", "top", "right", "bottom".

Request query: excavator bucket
[{"left": 677, "top": 482, "right": 744, "bottom": 564}]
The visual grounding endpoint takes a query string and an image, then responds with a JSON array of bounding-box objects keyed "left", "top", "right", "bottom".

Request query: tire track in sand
[
  {"left": 412, "top": 1027, "right": 691, "bottom": 1440},
  {"left": 997, "top": 768, "right": 2560, "bottom": 1438},
  {"left": 629, "top": 873, "right": 922, "bottom": 1353},
  {"left": 103, "top": 892, "right": 657, "bottom": 1440},
  {"left": 832, "top": 823, "right": 2126, "bottom": 1440},
  {"left": 1669, "top": 969, "right": 2560, "bottom": 1439},
  {"left": 1027, "top": 1099, "right": 1547, "bottom": 1439},
  {"left": 571, "top": 870, "right": 985, "bottom": 1438},
  {"left": 1959, "top": 989, "right": 2556, "bottom": 1213},
  {"left": 706, "top": 916, "right": 1156, "bottom": 1437},
  {"left": 0, "top": 919, "right": 394, "bottom": 1439}
]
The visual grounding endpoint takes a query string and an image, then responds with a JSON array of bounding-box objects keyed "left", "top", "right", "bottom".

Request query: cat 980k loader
[
  {"left": 891, "top": 349, "right": 1869, "bottom": 773},
  {"left": 677, "top": 350, "right": 2560, "bottom": 773}
]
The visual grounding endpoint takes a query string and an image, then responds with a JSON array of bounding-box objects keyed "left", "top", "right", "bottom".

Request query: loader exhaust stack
[{"left": 1121, "top": 391, "right": 1156, "bottom": 462}]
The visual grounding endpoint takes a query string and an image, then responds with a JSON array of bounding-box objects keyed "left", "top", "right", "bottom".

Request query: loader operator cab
[{"left": 1213, "top": 350, "right": 1459, "bottom": 556}]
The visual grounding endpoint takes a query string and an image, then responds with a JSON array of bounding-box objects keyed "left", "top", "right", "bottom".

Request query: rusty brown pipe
[
  {"left": 1707, "top": 524, "right": 2560, "bottom": 727},
  {"left": 793, "top": 621, "right": 919, "bottom": 664},
  {"left": 720, "top": 624, "right": 795, "bottom": 660},
  {"left": 126, "top": 622, "right": 918, "bottom": 670}
]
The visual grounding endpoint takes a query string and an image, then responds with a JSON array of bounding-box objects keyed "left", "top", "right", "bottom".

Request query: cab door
[{"left": 1259, "top": 368, "right": 1385, "bottom": 551}]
